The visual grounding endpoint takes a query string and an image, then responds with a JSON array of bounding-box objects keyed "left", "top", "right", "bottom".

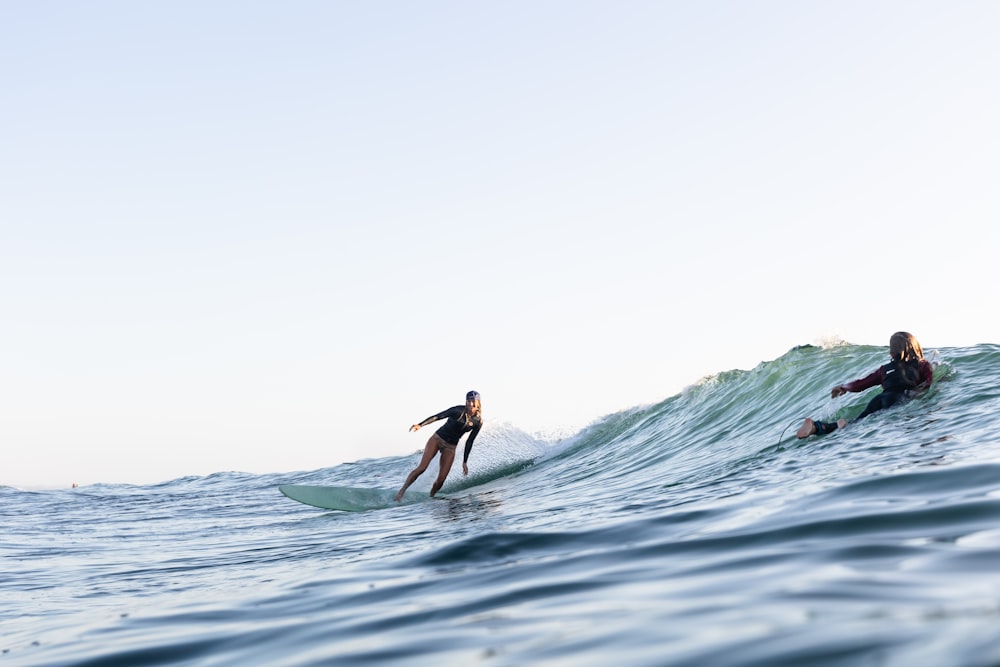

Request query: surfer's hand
[
  {"left": 830, "top": 385, "right": 847, "bottom": 398},
  {"left": 410, "top": 424, "right": 421, "bottom": 432},
  {"left": 462, "top": 463, "right": 469, "bottom": 476}
]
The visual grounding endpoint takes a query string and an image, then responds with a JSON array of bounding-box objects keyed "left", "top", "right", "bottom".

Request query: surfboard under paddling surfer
[
  {"left": 797, "top": 331, "right": 933, "bottom": 438},
  {"left": 395, "top": 391, "right": 483, "bottom": 502}
]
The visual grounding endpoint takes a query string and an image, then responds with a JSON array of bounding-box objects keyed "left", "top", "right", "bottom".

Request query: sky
[{"left": 2, "top": 1, "right": 998, "bottom": 489}]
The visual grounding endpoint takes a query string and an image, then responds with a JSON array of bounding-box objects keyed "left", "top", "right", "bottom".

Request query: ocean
[{"left": 4, "top": 342, "right": 1000, "bottom": 666}]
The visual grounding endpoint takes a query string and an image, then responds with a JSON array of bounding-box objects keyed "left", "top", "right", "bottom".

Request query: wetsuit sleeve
[
  {"left": 462, "top": 423, "right": 482, "bottom": 465},
  {"left": 842, "top": 367, "right": 884, "bottom": 393},
  {"left": 416, "top": 406, "right": 461, "bottom": 428}
]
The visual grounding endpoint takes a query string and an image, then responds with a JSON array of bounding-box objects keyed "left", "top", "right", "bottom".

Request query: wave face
[{"left": 4, "top": 343, "right": 1000, "bottom": 666}]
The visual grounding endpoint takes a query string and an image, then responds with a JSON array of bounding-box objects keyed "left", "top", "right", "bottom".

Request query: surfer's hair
[{"left": 890, "top": 331, "right": 923, "bottom": 363}]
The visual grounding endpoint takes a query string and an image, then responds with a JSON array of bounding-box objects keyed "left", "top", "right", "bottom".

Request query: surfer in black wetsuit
[
  {"left": 395, "top": 391, "right": 483, "bottom": 501},
  {"left": 797, "top": 332, "right": 934, "bottom": 438}
]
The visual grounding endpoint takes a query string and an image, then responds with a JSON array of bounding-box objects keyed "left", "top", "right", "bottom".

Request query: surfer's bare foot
[
  {"left": 796, "top": 418, "right": 817, "bottom": 439},
  {"left": 836, "top": 419, "right": 848, "bottom": 429}
]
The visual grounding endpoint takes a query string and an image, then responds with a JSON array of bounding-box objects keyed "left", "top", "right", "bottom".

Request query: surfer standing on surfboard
[
  {"left": 395, "top": 391, "right": 483, "bottom": 502},
  {"left": 797, "top": 332, "right": 934, "bottom": 438}
]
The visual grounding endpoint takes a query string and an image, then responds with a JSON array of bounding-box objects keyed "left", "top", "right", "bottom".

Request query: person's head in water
[
  {"left": 466, "top": 390, "right": 482, "bottom": 416},
  {"left": 890, "top": 332, "right": 923, "bottom": 363}
]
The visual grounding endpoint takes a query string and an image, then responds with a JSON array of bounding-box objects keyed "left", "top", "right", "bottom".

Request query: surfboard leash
[{"left": 777, "top": 418, "right": 809, "bottom": 445}]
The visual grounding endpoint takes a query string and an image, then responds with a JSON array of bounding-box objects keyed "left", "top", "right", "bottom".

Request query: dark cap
[{"left": 466, "top": 390, "right": 481, "bottom": 402}]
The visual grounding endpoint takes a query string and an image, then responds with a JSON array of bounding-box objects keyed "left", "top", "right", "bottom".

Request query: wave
[
  {"left": 22, "top": 342, "right": 983, "bottom": 505},
  {"left": 13, "top": 343, "right": 987, "bottom": 518},
  {"left": 430, "top": 342, "right": 983, "bottom": 526}
]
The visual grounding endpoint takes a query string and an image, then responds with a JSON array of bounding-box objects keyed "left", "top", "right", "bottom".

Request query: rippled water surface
[{"left": 4, "top": 344, "right": 1000, "bottom": 666}]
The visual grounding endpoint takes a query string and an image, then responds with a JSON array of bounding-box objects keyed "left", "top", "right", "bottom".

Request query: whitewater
[{"left": 4, "top": 342, "right": 1000, "bottom": 666}]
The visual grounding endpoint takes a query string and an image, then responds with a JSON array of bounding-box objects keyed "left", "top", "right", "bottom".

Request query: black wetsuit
[
  {"left": 816, "top": 358, "right": 927, "bottom": 434},
  {"left": 417, "top": 406, "right": 482, "bottom": 464},
  {"left": 853, "top": 359, "right": 923, "bottom": 420}
]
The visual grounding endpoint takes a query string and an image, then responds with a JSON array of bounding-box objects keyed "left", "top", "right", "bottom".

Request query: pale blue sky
[{"left": 3, "top": 2, "right": 998, "bottom": 488}]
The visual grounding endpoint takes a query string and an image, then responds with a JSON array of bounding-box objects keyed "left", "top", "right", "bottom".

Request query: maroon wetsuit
[
  {"left": 816, "top": 358, "right": 934, "bottom": 433},
  {"left": 842, "top": 359, "right": 934, "bottom": 394}
]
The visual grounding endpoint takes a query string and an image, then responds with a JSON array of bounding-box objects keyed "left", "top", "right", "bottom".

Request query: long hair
[{"left": 890, "top": 331, "right": 923, "bottom": 363}]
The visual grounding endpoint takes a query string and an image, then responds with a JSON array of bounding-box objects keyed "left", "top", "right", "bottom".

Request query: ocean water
[{"left": 5, "top": 343, "right": 1000, "bottom": 666}]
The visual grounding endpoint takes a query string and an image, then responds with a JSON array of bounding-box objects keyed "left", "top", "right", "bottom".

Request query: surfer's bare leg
[
  {"left": 395, "top": 439, "right": 439, "bottom": 502},
  {"left": 431, "top": 447, "right": 456, "bottom": 497}
]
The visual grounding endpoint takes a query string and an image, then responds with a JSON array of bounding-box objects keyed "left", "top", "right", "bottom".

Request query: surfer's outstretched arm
[{"left": 461, "top": 423, "right": 481, "bottom": 476}]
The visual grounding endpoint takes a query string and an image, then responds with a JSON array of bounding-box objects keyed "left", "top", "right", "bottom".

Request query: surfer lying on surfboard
[
  {"left": 395, "top": 391, "right": 483, "bottom": 502},
  {"left": 797, "top": 331, "right": 933, "bottom": 438}
]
